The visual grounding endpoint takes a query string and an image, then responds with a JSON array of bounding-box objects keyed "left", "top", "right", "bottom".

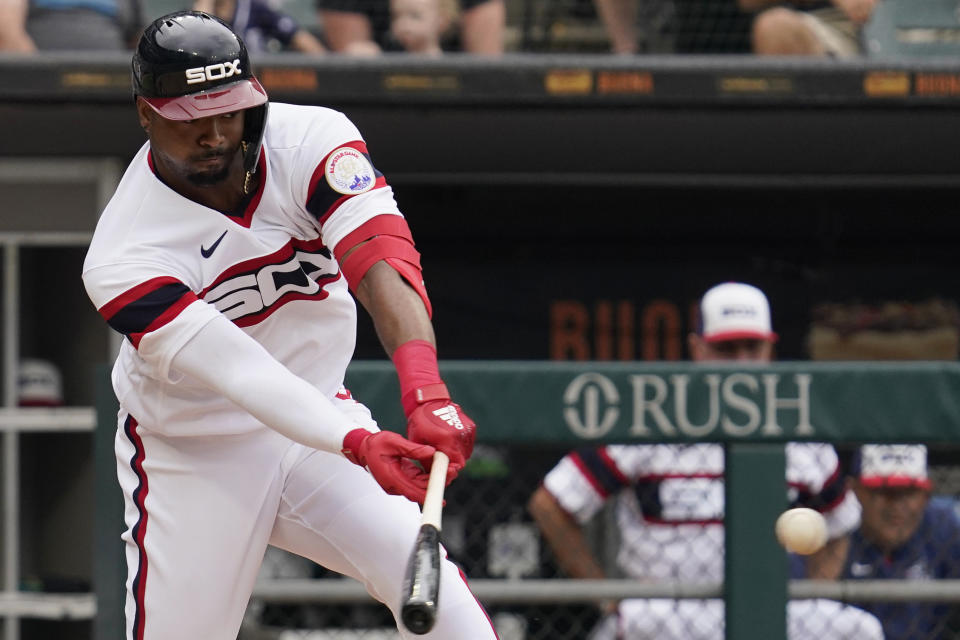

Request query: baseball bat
[{"left": 400, "top": 450, "right": 449, "bottom": 635}]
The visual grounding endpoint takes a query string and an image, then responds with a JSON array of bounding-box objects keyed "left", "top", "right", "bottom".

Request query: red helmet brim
[{"left": 141, "top": 77, "right": 267, "bottom": 121}]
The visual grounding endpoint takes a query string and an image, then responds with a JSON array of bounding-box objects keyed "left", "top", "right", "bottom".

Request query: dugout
[{"left": 2, "top": 52, "right": 960, "bottom": 640}]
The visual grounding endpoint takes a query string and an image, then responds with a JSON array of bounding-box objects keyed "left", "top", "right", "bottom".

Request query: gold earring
[{"left": 240, "top": 141, "right": 251, "bottom": 194}]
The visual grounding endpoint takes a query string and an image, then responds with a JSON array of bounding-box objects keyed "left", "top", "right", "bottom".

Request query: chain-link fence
[
  {"left": 241, "top": 445, "right": 602, "bottom": 640},
  {"left": 237, "top": 442, "right": 960, "bottom": 640}
]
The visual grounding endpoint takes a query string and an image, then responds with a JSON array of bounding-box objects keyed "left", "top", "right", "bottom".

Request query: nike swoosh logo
[{"left": 200, "top": 230, "right": 228, "bottom": 258}]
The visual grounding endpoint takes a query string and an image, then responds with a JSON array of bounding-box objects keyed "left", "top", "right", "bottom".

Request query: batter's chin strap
[{"left": 333, "top": 214, "right": 432, "bottom": 318}]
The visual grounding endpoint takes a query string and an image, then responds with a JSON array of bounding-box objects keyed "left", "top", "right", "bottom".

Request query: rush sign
[{"left": 562, "top": 372, "right": 814, "bottom": 440}]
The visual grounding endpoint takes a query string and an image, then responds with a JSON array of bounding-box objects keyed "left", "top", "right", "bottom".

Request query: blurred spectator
[
  {"left": 0, "top": 0, "right": 142, "bottom": 51},
  {"left": 18, "top": 359, "right": 63, "bottom": 407},
  {"left": 389, "top": 0, "right": 451, "bottom": 55},
  {"left": 528, "top": 282, "right": 883, "bottom": 639},
  {"left": 317, "top": 0, "right": 503, "bottom": 55},
  {"left": 833, "top": 445, "right": 960, "bottom": 639},
  {"left": 738, "top": 0, "right": 877, "bottom": 56},
  {"left": 193, "top": 0, "right": 326, "bottom": 53},
  {"left": 808, "top": 299, "right": 960, "bottom": 361},
  {"left": 592, "top": 0, "right": 638, "bottom": 54},
  {"left": 592, "top": 0, "right": 751, "bottom": 54}
]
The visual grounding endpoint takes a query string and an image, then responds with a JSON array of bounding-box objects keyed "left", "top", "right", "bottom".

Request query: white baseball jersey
[
  {"left": 543, "top": 442, "right": 860, "bottom": 582},
  {"left": 83, "top": 103, "right": 398, "bottom": 436}
]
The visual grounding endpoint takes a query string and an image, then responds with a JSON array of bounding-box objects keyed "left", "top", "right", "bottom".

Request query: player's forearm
[
  {"left": 805, "top": 535, "right": 849, "bottom": 579},
  {"left": 528, "top": 486, "right": 606, "bottom": 579},
  {"left": 171, "top": 314, "right": 356, "bottom": 452},
  {"left": 354, "top": 260, "right": 435, "bottom": 356}
]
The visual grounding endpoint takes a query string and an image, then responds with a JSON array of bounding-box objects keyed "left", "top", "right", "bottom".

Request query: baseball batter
[
  {"left": 528, "top": 282, "right": 883, "bottom": 639},
  {"left": 82, "top": 11, "right": 497, "bottom": 640}
]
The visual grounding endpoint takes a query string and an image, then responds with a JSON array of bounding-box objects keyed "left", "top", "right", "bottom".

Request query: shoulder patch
[{"left": 324, "top": 146, "right": 376, "bottom": 195}]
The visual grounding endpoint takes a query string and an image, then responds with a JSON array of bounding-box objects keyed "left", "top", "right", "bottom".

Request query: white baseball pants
[{"left": 114, "top": 397, "right": 497, "bottom": 640}]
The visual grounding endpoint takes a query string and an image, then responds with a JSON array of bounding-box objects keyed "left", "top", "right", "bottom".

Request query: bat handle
[{"left": 421, "top": 451, "right": 448, "bottom": 529}]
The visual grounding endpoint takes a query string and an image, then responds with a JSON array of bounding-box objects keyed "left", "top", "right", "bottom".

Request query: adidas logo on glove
[{"left": 432, "top": 405, "right": 465, "bottom": 430}]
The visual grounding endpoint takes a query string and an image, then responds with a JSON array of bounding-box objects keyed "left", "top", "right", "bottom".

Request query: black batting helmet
[{"left": 132, "top": 11, "right": 268, "bottom": 173}]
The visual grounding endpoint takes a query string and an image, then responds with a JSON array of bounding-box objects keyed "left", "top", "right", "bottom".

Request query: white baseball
[{"left": 774, "top": 507, "right": 827, "bottom": 555}]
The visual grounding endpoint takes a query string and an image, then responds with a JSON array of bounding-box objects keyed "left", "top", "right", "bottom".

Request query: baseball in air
[{"left": 775, "top": 507, "right": 828, "bottom": 555}]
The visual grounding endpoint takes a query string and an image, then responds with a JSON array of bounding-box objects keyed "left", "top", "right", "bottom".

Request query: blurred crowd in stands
[{"left": 0, "top": 0, "right": 882, "bottom": 57}]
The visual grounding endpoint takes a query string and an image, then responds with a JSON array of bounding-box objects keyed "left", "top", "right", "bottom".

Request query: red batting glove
[
  {"left": 341, "top": 428, "right": 435, "bottom": 503},
  {"left": 405, "top": 383, "right": 476, "bottom": 482},
  {"left": 392, "top": 340, "right": 476, "bottom": 483}
]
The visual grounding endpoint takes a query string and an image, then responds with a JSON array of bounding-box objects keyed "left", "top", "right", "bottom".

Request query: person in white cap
[
  {"left": 17, "top": 359, "right": 64, "bottom": 407},
  {"left": 830, "top": 444, "right": 960, "bottom": 640},
  {"left": 688, "top": 281, "right": 777, "bottom": 362},
  {"left": 528, "top": 281, "right": 883, "bottom": 640}
]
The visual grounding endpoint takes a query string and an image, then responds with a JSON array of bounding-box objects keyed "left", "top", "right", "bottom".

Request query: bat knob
[{"left": 401, "top": 602, "right": 437, "bottom": 634}]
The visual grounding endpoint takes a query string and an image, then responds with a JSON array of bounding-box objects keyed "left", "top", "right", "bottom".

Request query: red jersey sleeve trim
[
  {"left": 128, "top": 294, "right": 197, "bottom": 349},
  {"left": 98, "top": 276, "right": 198, "bottom": 348},
  {"left": 99, "top": 276, "right": 182, "bottom": 320}
]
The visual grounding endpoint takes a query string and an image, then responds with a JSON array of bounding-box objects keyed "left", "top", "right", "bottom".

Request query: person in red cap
[
  {"left": 688, "top": 281, "right": 778, "bottom": 362},
  {"left": 835, "top": 444, "right": 960, "bottom": 640},
  {"left": 854, "top": 444, "right": 934, "bottom": 553}
]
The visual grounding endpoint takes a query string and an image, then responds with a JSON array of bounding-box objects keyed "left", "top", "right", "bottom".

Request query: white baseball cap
[
  {"left": 857, "top": 444, "right": 932, "bottom": 490},
  {"left": 18, "top": 359, "right": 63, "bottom": 407},
  {"left": 698, "top": 282, "right": 778, "bottom": 343}
]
